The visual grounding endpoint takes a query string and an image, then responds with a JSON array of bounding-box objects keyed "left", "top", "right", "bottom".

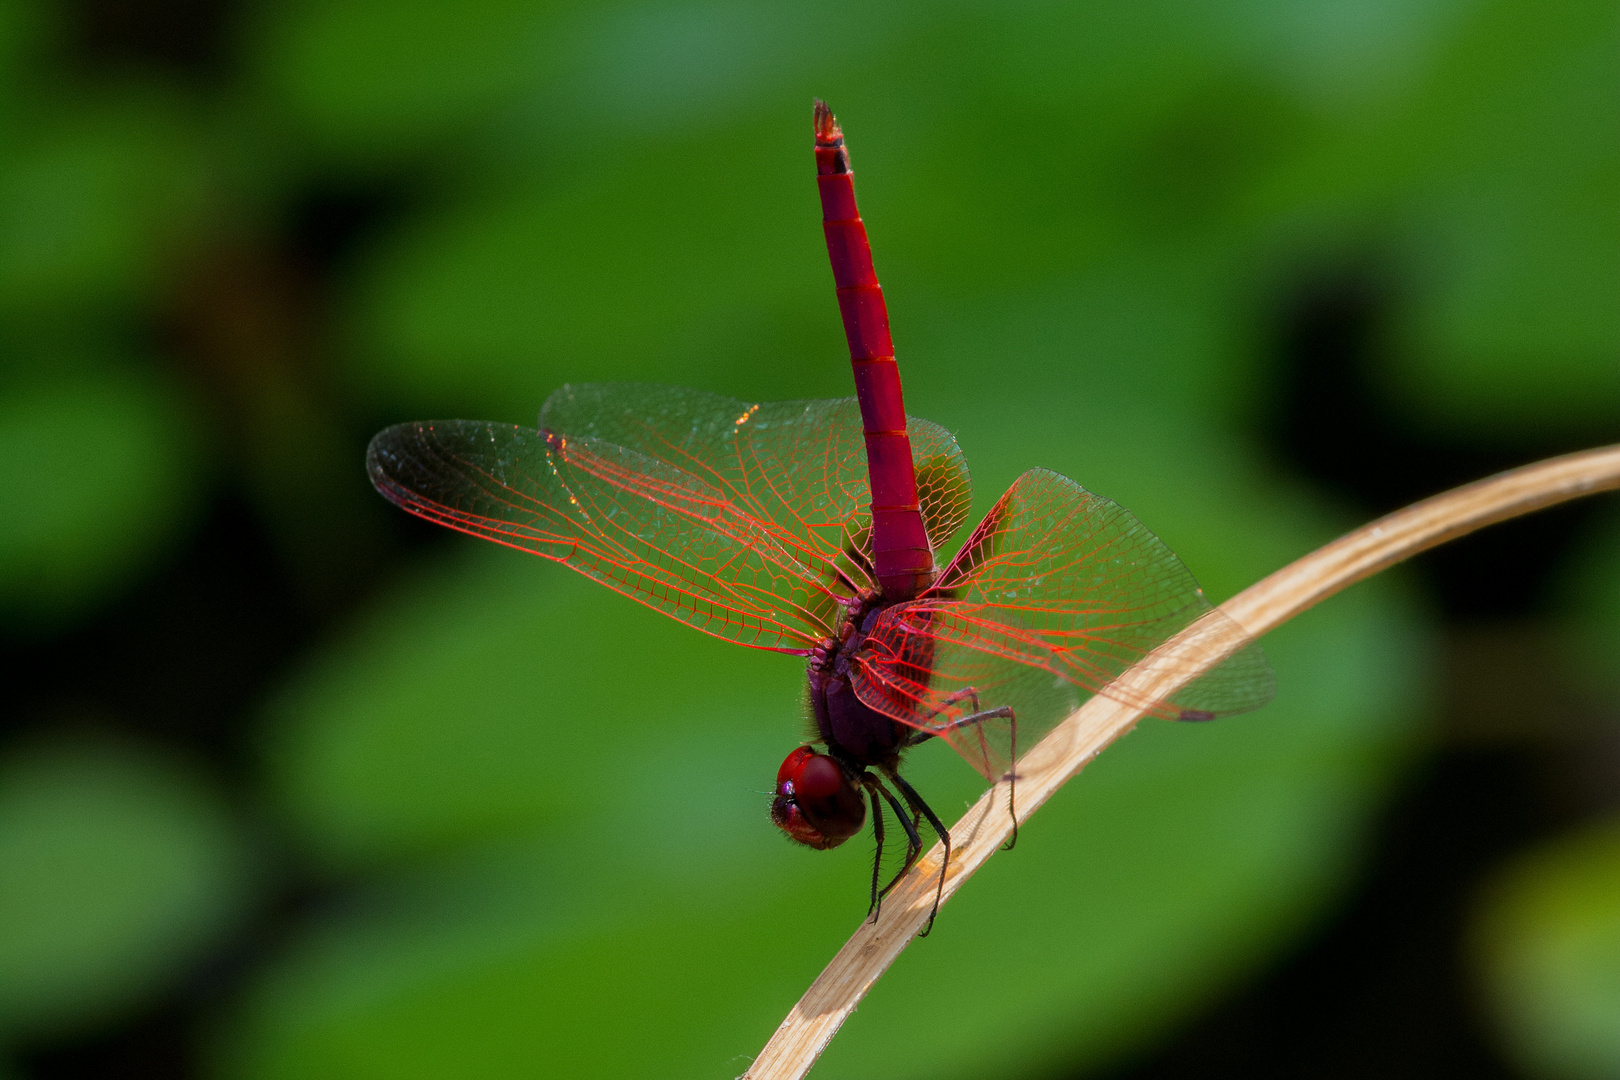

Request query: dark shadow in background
[
  {"left": 1096, "top": 269, "right": 1620, "bottom": 1080},
  {"left": 8, "top": 7, "right": 444, "bottom": 1073}
]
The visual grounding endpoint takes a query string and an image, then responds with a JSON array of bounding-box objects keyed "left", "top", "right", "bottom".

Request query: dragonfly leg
[
  {"left": 864, "top": 782, "right": 886, "bottom": 921},
  {"left": 900, "top": 697, "right": 1021, "bottom": 851},
  {"left": 879, "top": 766, "right": 953, "bottom": 937},
  {"left": 1003, "top": 707, "right": 1018, "bottom": 851},
  {"left": 898, "top": 689, "right": 1021, "bottom": 857},
  {"left": 862, "top": 774, "right": 923, "bottom": 906},
  {"left": 941, "top": 706, "right": 1021, "bottom": 849},
  {"left": 902, "top": 686, "right": 985, "bottom": 747},
  {"left": 928, "top": 704, "right": 1014, "bottom": 736}
]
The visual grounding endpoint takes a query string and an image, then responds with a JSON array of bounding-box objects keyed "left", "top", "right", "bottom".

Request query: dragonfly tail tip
[{"left": 813, "top": 99, "right": 841, "bottom": 143}]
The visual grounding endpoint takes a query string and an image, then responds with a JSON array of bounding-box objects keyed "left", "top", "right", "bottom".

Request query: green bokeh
[
  {"left": 1378, "top": 0, "right": 1620, "bottom": 431},
  {"left": 0, "top": 94, "right": 207, "bottom": 316},
  {"left": 249, "top": 0, "right": 559, "bottom": 164},
  {"left": 305, "top": 0, "right": 1620, "bottom": 441},
  {"left": 0, "top": 737, "right": 252, "bottom": 1040},
  {"left": 344, "top": 114, "right": 831, "bottom": 421},
  {"left": 0, "top": 363, "right": 201, "bottom": 628},
  {"left": 1474, "top": 816, "right": 1620, "bottom": 1080},
  {"left": 323, "top": 2, "right": 1338, "bottom": 423}
]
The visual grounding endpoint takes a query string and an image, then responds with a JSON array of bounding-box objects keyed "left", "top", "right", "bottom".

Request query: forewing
[
  {"left": 850, "top": 468, "right": 1275, "bottom": 779},
  {"left": 542, "top": 383, "right": 972, "bottom": 573},
  {"left": 366, "top": 419, "right": 834, "bottom": 652},
  {"left": 542, "top": 385, "right": 865, "bottom": 579},
  {"left": 368, "top": 385, "right": 975, "bottom": 656}
]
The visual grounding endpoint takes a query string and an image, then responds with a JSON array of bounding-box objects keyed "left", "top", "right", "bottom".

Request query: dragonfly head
[{"left": 770, "top": 746, "right": 866, "bottom": 850}]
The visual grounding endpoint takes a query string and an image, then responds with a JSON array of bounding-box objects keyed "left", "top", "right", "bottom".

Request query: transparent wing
[
  {"left": 911, "top": 413, "right": 975, "bottom": 562},
  {"left": 368, "top": 419, "right": 830, "bottom": 651},
  {"left": 542, "top": 383, "right": 972, "bottom": 563},
  {"left": 850, "top": 468, "right": 1275, "bottom": 779},
  {"left": 366, "top": 384, "right": 972, "bottom": 654}
]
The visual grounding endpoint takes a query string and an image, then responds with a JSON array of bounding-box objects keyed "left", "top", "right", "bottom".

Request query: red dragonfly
[{"left": 367, "top": 103, "right": 1274, "bottom": 929}]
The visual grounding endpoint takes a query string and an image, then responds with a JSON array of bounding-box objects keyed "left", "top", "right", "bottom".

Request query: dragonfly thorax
[{"left": 806, "top": 599, "right": 909, "bottom": 768}]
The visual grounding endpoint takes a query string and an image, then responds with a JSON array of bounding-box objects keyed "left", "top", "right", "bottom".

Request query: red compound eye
[
  {"left": 777, "top": 747, "right": 844, "bottom": 800},
  {"left": 777, "top": 746, "right": 818, "bottom": 788},
  {"left": 792, "top": 753, "right": 844, "bottom": 800}
]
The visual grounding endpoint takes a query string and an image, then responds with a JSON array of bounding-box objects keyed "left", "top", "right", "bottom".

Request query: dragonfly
[{"left": 366, "top": 102, "right": 1274, "bottom": 931}]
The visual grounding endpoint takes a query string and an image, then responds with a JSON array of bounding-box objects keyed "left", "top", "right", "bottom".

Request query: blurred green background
[{"left": 0, "top": 0, "right": 1617, "bottom": 1077}]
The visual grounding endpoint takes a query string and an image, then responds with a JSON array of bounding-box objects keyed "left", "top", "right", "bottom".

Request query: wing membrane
[
  {"left": 542, "top": 383, "right": 972, "bottom": 559},
  {"left": 366, "top": 384, "right": 973, "bottom": 654},
  {"left": 850, "top": 468, "right": 1274, "bottom": 779},
  {"left": 368, "top": 419, "right": 831, "bottom": 650}
]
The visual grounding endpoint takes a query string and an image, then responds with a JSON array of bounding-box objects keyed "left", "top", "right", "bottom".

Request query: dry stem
[{"left": 743, "top": 444, "right": 1620, "bottom": 1080}]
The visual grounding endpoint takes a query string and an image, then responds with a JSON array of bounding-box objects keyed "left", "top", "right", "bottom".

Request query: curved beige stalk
[{"left": 743, "top": 444, "right": 1620, "bottom": 1080}]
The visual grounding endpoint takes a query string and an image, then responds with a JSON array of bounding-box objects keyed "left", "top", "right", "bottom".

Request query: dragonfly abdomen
[{"left": 815, "top": 101, "right": 934, "bottom": 602}]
